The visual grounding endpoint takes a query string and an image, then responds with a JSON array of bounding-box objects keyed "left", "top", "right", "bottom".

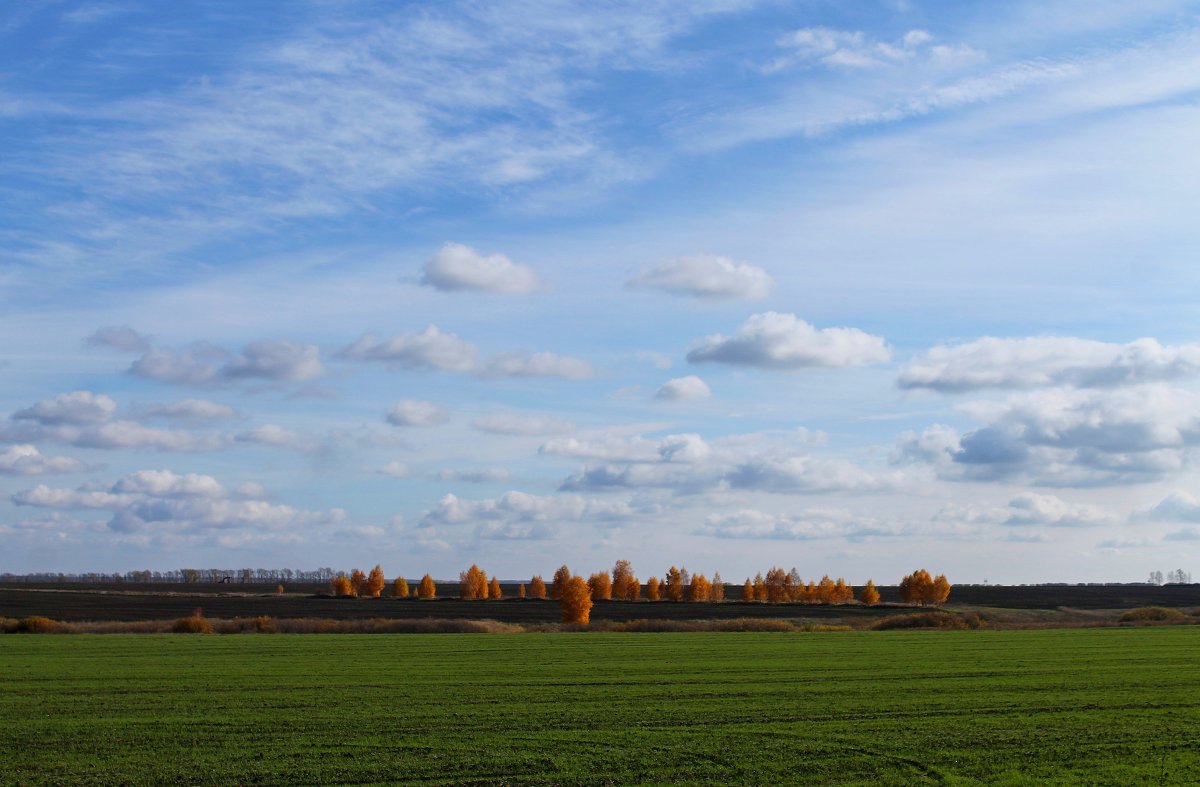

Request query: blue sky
[{"left": 2, "top": 0, "right": 1199, "bottom": 582}]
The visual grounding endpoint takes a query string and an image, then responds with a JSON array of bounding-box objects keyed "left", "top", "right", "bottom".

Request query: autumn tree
[
  {"left": 664, "top": 566, "right": 684, "bottom": 601},
  {"left": 742, "top": 578, "right": 754, "bottom": 601},
  {"left": 560, "top": 575, "right": 593, "bottom": 625},
  {"left": 588, "top": 571, "right": 612, "bottom": 601},
  {"left": 686, "top": 573, "right": 711, "bottom": 602},
  {"left": 710, "top": 572, "right": 724, "bottom": 602},
  {"left": 899, "top": 569, "right": 949, "bottom": 605},
  {"left": 765, "top": 567, "right": 791, "bottom": 603},
  {"left": 518, "top": 583, "right": 526, "bottom": 598},
  {"left": 489, "top": 576, "right": 503, "bottom": 599},
  {"left": 646, "top": 576, "right": 661, "bottom": 601},
  {"left": 612, "top": 560, "right": 640, "bottom": 601},
  {"left": 350, "top": 568, "right": 367, "bottom": 596},
  {"left": 816, "top": 575, "right": 837, "bottom": 603},
  {"left": 787, "top": 568, "right": 803, "bottom": 601},
  {"left": 529, "top": 575, "right": 547, "bottom": 599},
  {"left": 275, "top": 583, "right": 285, "bottom": 595},
  {"left": 460, "top": 564, "right": 488, "bottom": 600},
  {"left": 417, "top": 574, "right": 437, "bottom": 599},
  {"left": 833, "top": 578, "right": 853, "bottom": 603},
  {"left": 331, "top": 575, "right": 354, "bottom": 597},
  {"left": 753, "top": 573, "right": 767, "bottom": 602},
  {"left": 550, "top": 565, "right": 571, "bottom": 599},
  {"left": 858, "top": 580, "right": 880, "bottom": 605},
  {"left": 363, "top": 565, "right": 386, "bottom": 598},
  {"left": 392, "top": 577, "right": 410, "bottom": 598}
]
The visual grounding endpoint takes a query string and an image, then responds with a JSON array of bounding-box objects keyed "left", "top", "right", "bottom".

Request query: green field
[{"left": 1, "top": 628, "right": 1197, "bottom": 785}]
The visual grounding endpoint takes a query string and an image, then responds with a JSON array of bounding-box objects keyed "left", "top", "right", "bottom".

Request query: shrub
[
  {"left": 172, "top": 611, "right": 214, "bottom": 634},
  {"left": 871, "top": 611, "right": 982, "bottom": 631},
  {"left": 217, "top": 616, "right": 277, "bottom": 634},
  {"left": 1119, "top": 606, "right": 1188, "bottom": 623},
  {"left": 275, "top": 584, "right": 285, "bottom": 595},
  {"left": 12, "top": 616, "right": 64, "bottom": 634}
]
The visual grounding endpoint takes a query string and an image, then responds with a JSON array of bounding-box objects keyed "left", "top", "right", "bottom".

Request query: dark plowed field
[{"left": 2, "top": 581, "right": 1198, "bottom": 622}]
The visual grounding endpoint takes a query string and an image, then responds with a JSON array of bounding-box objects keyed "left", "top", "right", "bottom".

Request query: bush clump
[
  {"left": 871, "top": 611, "right": 986, "bottom": 630},
  {"left": 1118, "top": 606, "right": 1187, "bottom": 623},
  {"left": 217, "top": 616, "right": 277, "bottom": 634},
  {"left": 8, "top": 616, "right": 65, "bottom": 634},
  {"left": 171, "top": 611, "right": 214, "bottom": 634}
]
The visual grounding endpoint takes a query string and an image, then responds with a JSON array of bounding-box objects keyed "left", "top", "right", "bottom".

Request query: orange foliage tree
[
  {"left": 587, "top": 571, "right": 612, "bottom": 600},
  {"left": 742, "top": 578, "right": 754, "bottom": 601},
  {"left": 350, "top": 568, "right": 367, "bottom": 596},
  {"left": 753, "top": 573, "right": 767, "bottom": 602},
  {"left": 710, "top": 572, "right": 725, "bottom": 602},
  {"left": 331, "top": 575, "right": 354, "bottom": 597},
  {"left": 664, "top": 566, "right": 684, "bottom": 601},
  {"left": 686, "top": 573, "right": 711, "bottom": 602},
  {"left": 363, "top": 565, "right": 386, "bottom": 598},
  {"left": 392, "top": 577, "right": 410, "bottom": 598},
  {"left": 489, "top": 576, "right": 502, "bottom": 599},
  {"left": 417, "top": 574, "right": 437, "bottom": 599},
  {"left": 645, "top": 576, "right": 661, "bottom": 601},
  {"left": 560, "top": 575, "right": 593, "bottom": 625},
  {"left": 612, "top": 560, "right": 640, "bottom": 601},
  {"left": 858, "top": 579, "right": 880, "bottom": 605},
  {"left": 460, "top": 564, "right": 488, "bottom": 600},
  {"left": 529, "top": 575, "right": 547, "bottom": 599},
  {"left": 518, "top": 583, "right": 526, "bottom": 598},
  {"left": 899, "top": 569, "right": 951, "bottom": 605},
  {"left": 550, "top": 565, "right": 571, "bottom": 599}
]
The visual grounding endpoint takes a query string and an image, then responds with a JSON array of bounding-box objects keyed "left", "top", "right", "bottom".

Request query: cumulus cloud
[
  {"left": 697, "top": 508, "right": 901, "bottom": 541},
  {"left": 336, "top": 325, "right": 478, "bottom": 371},
  {"left": 894, "top": 385, "right": 1200, "bottom": 486},
  {"left": 13, "top": 391, "right": 117, "bottom": 425},
  {"left": 12, "top": 470, "right": 342, "bottom": 537},
  {"left": 471, "top": 412, "right": 573, "bottom": 436},
  {"left": 687, "top": 312, "right": 890, "bottom": 370},
  {"left": 419, "top": 490, "right": 633, "bottom": 539},
  {"left": 935, "top": 493, "right": 1111, "bottom": 529},
  {"left": 655, "top": 375, "right": 711, "bottom": 401},
  {"left": 898, "top": 337, "right": 1200, "bottom": 392},
  {"left": 0, "top": 444, "right": 88, "bottom": 476},
  {"left": 235, "top": 424, "right": 311, "bottom": 450},
  {"left": 145, "top": 399, "right": 238, "bottom": 423},
  {"left": 477, "top": 351, "right": 593, "bottom": 380},
  {"left": 627, "top": 255, "right": 773, "bottom": 299},
  {"left": 128, "top": 343, "right": 228, "bottom": 385},
  {"left": 434, "top": 468, "right": 513, "bottom": 483},
  {"left": 1141, "top": 492, "right": 1200, "bottom": 523},
  {"left": 385, "top": 400, "right": 449, "bottom": 427},
  {"left": 85, "top": 326, "right": 152, "bottom": 353},
  {"left": 419, "top": 242, "right": 543, "bottom": 293},
  {"left": 222, "top": 340, "right": 324, "bottom": 382}
]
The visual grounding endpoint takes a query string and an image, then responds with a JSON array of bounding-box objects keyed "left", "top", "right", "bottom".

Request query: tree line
[{"left": 325, "top": 562, "right": 951, "bottom": 619}]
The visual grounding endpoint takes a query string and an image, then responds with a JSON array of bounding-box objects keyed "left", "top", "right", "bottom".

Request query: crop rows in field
[{"left": 1, "top": 627, "right": 1198, "bottom": 784}]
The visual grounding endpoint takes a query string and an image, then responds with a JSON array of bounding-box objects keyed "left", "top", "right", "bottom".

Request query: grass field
[{"left": 2, "top": 628, "right": 1198, "bottom": 785}]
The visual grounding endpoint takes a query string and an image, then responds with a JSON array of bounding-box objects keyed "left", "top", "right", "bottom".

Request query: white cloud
[
  {"left": 376, "top": 461, "right": 411, "bottom": 479},
  {"left": 477, "top": 351, "right": 593, "bottom": 380},
  {"left": 13, "top": 391, "right": 117, "bottom": 425},
  {"left": 655, "top": 375, "right": 711, "bottom": 401},
  {"left": 434, "top": 468, "right": 513, "bottom": 483},
  {"left": 145, "top": 399, "right": 238, "bottom": 423},
  {"left": 419, "top": 489, "right": 634, "bottom": 539},
  {"left": 627, "top": 255, "right": 773, "bottom": 299},
  {"left": 471, "top": 412, "right": 574, "bottom": 436},
  {"left": 687, "top": 312, "right": 890, "bottom": 370},
  {"left": 235, "top": 425, "right": 310, "bottom": 450},
  {"left": 420, "top": 242, "right": 543, "bottom": 293},
  {"left": 128, "top": 344, "right": 227, "bottom": 386},
  {"left": 385, "top": 400, "right": 450, "bottom": 427},
  {"left": 1142, "top": 492, "right": 1200, "bottom": 523},
  {"left": 898, "top": 337, "right": 1200, "bottom": 392},
  {"left": 85, "top": 326, "right": 153, "bottom": 353},
  {"left": 336, "top": 325, "right": 478, "bottom": 371},
  {"left": 764, "top": 27, "right": 980, "bottom": 73},
  {"left": 223, "top": 340, "right": 325, "bottom": 382},
  {"left": 0, "top": 445, "right": 88, "bottom": 476},
  {"left": 697, "top": 507, "right": 901, "bottom": 541},
  {"left": 12, "top": 470, "right": 341, "bottom": 537},
  {"left": 935, "top": 493, "right": 1111, "bottom": 529}
]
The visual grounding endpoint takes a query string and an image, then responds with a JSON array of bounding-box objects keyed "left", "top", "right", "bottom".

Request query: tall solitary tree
[
  {"left": 560, "top": 575, "right": 594, "bottom": 625},
  {"left": 858, "top": 579, "right": 880, "bottom": 606}
]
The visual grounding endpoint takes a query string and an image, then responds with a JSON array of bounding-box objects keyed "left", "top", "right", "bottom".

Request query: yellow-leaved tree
[
  {"left": 686, "top": 573, "right": 711, "bottom": 602},
  {"left": 664, "top": 566, "right": 684, "bottom": 602},
  {"left": 529, "top": 575, "right": 547, "bottom": 599},
  {"left": 331, "top": 575, "right": 354, "bottom": 597},
  {"left": 612, "top": 560, "right": 640, "bottom": 601},
  {"left": 742, "top": 578, "right": 754, "bottom": 601},
  {"left": 560, "top": 575, "right": 593, "bottom": 625},
  {"left": 417, "top": 574, "right": 437, "bottom": 599},
  {"left": 489, "top": 576, "right": 503, "bottom": 599},
  {"left": 858, "top": 579, "right": 880, "bottom": 605},
  {"left": 645, "top": 576, "right": 661, "bottom": 601},
  {"left": 518, "top": 583, "right": 526, "bottom": 598},
  {"left": 550, "top": 565, "right": 571, "bottom": 599},
  {"left": 392, "top": 577, "right": 410, "bottom": 598},
  {"left": 350, "top": 568, "right": 367, "bottom": 596},
  {"left": 588, "top": 571, "right": 612, "bottom": 600},
  {"left": 900, "top": 569, "right": 950, "bottom": 605},
  {"left": 364, "top": 565, "right": 386, "bottom": 598},
  {"left": 460, "top": 565, "right": 488, "bottom": 600},
  {"left": 710, "top": 572, "right": 725, "bottom": 602}
]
